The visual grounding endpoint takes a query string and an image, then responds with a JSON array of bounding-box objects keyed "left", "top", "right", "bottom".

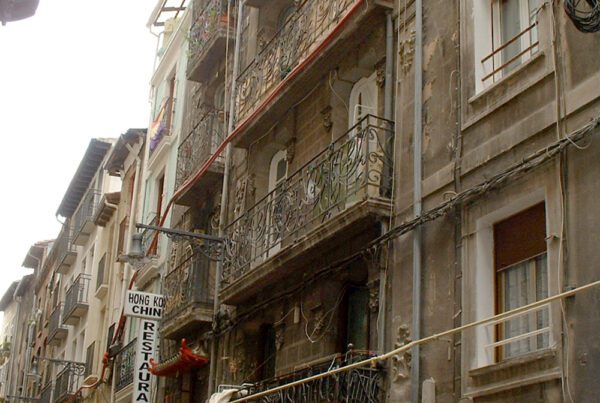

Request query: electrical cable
[{"left": 564, "top": 0, "right": 600, "bottom": 33}]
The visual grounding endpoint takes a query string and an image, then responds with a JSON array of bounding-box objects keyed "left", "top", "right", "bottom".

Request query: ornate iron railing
[
  {"left": 72, "top": 189, "right": 101, "bottom": 238},
  {"left": 175, "top": 109, "right": 225, "bottom": 190},
  {"left": 54, "top": 362, "right": 85, "bottom": 403},
  {"left": 222, "top": 115, "right": 393, "bottom": 286},
  {"left": 162, "top": 250, "right": 213, "bottom": 323},
  {"left": 48, "top": 304, "right": 66, "bottom": 341},
  {"left": 235, "top": 0, "right": 358, "bottom": 125},
  {"left": 188, "top": 0, "right": 231, "bottom": 64},
  {"left": 115, "top": 338, "right": 136, "bottom": 392},
  {"left": 63, "top": 274, "right": 90, "bottom": 321},
  {"left": 242, "top": 352, "right": 383, "bottom": 402},
  {"left": 141, "top": 213, "right": 160, "bottom": 256},
  {"left": 40, "top": 382, "right": 52, "bottom": 403}
]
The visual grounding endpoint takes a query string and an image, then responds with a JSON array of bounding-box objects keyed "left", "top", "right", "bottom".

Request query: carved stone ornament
[
  {"left": 275, "top": 323, "right": 286, "bottom": 351},
  {"left": 286, "top": 138, "right": 297, "bottom": 164},
  {"left": 399, "top": 30, "right": 416, "bottom": 73},
  {"left": 233, "top": 176, "right": 250, "bottom": 219},
  {"left": 375, "top": 61, "right": 386, "bottom": 88},
  {"left": 391, "top": 324, "right": 412, "bottom": 382},
  {"left": 368, "top": 281, "right": 380, "bottom": 313},
  {"left": 320, "top": 106, "right": 333, "bottom": 132},
  {"left": 311, "top": 308, "right": 326, "bottom": 337},
  {"left": 210, "top": 202, "right": 221, "bottom": 231}
]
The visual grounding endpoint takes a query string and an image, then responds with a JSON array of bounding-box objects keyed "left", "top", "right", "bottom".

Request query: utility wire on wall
[{"left": 564, "top": 0, "right": 600, "bottom": 32}]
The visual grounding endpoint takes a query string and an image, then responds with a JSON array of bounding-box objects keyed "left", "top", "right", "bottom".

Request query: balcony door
[
  {"left": 346, "top": 73, "right": 379, "bottom": 205},
  {"left": 266, "top": 150, "right": 288, "bottom": 258}
]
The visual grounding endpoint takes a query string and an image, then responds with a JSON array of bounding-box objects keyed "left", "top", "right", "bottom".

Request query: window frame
[{"left": 473, "top": 0, "right": 542, "bottom": 93}]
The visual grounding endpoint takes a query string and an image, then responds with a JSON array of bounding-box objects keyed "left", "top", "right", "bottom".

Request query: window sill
[
  {"left": 466, "top": 348, "right": 561, "bottom": 398},
  {"left": 463, "top": 51, "right": 551, "bottom": 130},
  {"left": 469, "top": 51, "right": 545, "bottom": 105}
]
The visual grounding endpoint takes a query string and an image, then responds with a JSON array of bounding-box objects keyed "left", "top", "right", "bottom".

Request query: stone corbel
[
  {"left": 368, "top": 280, "right": 380, "bottom": 313},
  {"left": 399, "top": 30, "right": 416, "bottom": 73},
  {"left": 320, "top": 106, "right": 333, "bottom": 132},
  {"left": 391, "top": 324, "right": 412, "bottom": 382},
  {"left": 275, "top": 323, "right": 286, "bottom": 351},
  {"left": 286, "top": 138, "right": 296, "bottom": 164},
  {"left": 375, "top": 60, "right": 386, "bottom": 88}
]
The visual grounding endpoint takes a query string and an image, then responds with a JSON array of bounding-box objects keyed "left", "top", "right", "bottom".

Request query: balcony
[
  {"left": 149, "top": 97, "right": 174, "bottom": 161},
  {"left": 62, "top": 274, "right": 90, "bottom": 325},
  {"left": 114, "top": 338, "right": 136, "bottom": 392},
  {"left": 187, "top": 0, "right": 234, "bottom": 82},
  {"left": 93, "top": 192, "right": 120, "bottom": 227},
  {"left": 135, "top": 214, "right": 161, "bottom": 287},
  {"left": 233, "top": 0, "right": 382, "bottom": 145},
  {"left": 39, "top": 382, "right": 52, "bottom": 403},
  {"left": 94, "top": 254, "right": 108, "bottom": 299},
  {"left": 160, "top": 251, "right": 214, "bottom": 338},
  {"left": 47, "top": 304, "right": 68, "bottom": 346},
  {"left": 221, "top": 116, "right": 393, "bottom": 303},
  {"left": 174, "top": 109, "right": 225, "bottom": 205},
  {"left": 241, "top": 352, "right": 383, "bottom": 402},
  {"left": 54, "top": 227, "right": 77, "bottom": 275},
  {"left": 72, "top": 190, "right": 101, "bottom": 246},
  {"left": 54, "top": 362, "right": 85, "bottom": 403}
]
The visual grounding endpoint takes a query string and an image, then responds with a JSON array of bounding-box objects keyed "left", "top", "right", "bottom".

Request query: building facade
[{"left": 2, "top": 1, "right": 600, "bottom": 402}]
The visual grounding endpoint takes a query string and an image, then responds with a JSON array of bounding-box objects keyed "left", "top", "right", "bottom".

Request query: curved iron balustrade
[
  {"left": 242, "top": 352, "right": 383, "bottom": 402},
  {"left": 175, "top": 109, "right": 225, "bottom": 191},
  {"left": 221, "top": 115, "right": 394, "bottom": 287},
  {"left": 235, "top": 0, "right": 358, "bottom": 126}
]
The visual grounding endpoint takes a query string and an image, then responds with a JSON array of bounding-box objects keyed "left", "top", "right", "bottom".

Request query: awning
[{"left": 149, "top": 339, "right": 209, "bottom": 377}]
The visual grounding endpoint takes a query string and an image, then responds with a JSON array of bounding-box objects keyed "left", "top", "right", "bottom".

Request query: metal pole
[
  {"left": 208, "top": 0, "right": 245, "bottom": 396},
  {"left": 412, "top": 0, "right": 423, "bottom": 401}
]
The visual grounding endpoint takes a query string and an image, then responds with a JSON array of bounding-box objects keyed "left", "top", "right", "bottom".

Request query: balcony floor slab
[{"left": 220, "top": 198, "right": 390, "bottom": 304}]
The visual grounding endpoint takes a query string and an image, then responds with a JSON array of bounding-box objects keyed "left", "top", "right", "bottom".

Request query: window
[
  {"left": 474, "top": 0, "right": 540, "bottom": 91},
  {"left": 493, "top": 202, "right": 549, "bottom": 360},
  {"left": 348, "top": 73, "right": 378, "bottom": 127},
  {"left": 340, "top": 286, "right": 370, "bottom": 352},
  {"left": 266, "top": 150, "right": 288, "bottom": 256},
  {"left": 257, "top": 324, "right": 276, "bottom": 380}
]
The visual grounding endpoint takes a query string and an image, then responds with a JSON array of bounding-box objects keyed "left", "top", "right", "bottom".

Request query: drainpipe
[
  {"left": 378, "top": 10, "right": 394, "bottom": 354},
  {"left": 208, "top": 0, "right": 245, "bottom": 396},
  {"left": 411, "top": 0, "right": 423, "bottom": 402}
]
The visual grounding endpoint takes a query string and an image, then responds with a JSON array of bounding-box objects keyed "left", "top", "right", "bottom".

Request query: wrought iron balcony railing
[
  {"left": 221, "top": 115, "right": 393, "bottom": 287},
  {"left": 115, "top": 338, "right": 136, "bottom": 392},
  {"left": 187, "top": 0, "right": 232, "bottom": 80},
  {"left": 175, "top": 109, "right": 225, "bottom": 191},
  {"left": 141, "top": 213, "right": 160, "bottom": 256},
  {"left": 162, "top": 250, "right": 214, "bottom": 324},
  {"left": 63, "top": 274, "right": 90, "bottom": 324},
  {"left": 48, "top": 304, "right": 67, "bottom": 344},
  {"left": 72, "top": 189, "right": 101, "bottom": 242},
  {"left": 39, "top": 381, "right": 52, "bottom": 403},
  {"left": 235, "top": 0, "right": 358, "bottom": 126},
  {"left": 54, "top": 362, "right": 85, "bottom": 403},
  {"left": 52, "top": 226, "right": 77, "bottom": 274},
  {"left": 242, "top": 352, "right": 383, "bottom": 402}
]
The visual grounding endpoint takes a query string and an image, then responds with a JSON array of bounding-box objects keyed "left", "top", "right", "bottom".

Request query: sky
[{"left": 0, "top": 1, "right": 158, "bottom": 299}]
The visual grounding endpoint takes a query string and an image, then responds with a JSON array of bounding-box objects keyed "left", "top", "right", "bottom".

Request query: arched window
[
  {"left": 268, "top": 149, "right": 288, "bottom": 193},
  {"left": 348, "top": 72, "right": 379, "bottom": 127}
]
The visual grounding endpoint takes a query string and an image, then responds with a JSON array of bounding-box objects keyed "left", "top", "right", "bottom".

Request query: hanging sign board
[
  {"left": 124, "top": 290, "right": 164, "bottom": 320},
  {"left": 133, "top": 319, "right": 157, "bottom": 402}
]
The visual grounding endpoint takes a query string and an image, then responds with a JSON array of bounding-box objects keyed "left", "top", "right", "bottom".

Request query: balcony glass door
[{"left": 346, "top": 73, "right": 379, "bottom": 205}]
